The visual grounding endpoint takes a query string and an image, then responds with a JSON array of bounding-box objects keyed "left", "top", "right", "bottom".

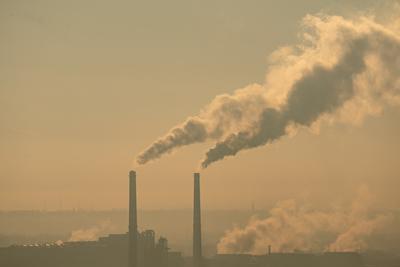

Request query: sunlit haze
[{"left": 1, "top": 0, "right": 400, "bottom": 214}]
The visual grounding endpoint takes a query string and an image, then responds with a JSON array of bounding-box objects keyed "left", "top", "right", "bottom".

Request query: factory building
[
  {"left": 0, "top": 230, "right": 183, "bottom": 267},
  {"left": 0, "top": 171, "right": 183, "bottom": 267},
  {"left": 0, "top": 170, "right": 366, "bottom": 267}
]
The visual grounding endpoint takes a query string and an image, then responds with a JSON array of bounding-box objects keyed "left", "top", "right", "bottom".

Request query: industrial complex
[{"left": 0, "top": 171, "right": 366, "bottom": 267}]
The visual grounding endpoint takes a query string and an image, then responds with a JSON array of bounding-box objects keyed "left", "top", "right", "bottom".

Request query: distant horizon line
[
  {"left": 0, "top": 208, "right": 269, "bottom": 212},
  {"left": 1, "top": 207, "right": 398, "bottom": 213}
]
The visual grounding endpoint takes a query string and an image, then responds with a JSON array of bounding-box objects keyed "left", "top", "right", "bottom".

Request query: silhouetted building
[
  {"left": 0, "top": 231, "right": 183, "bottom": 267},
  {"left": 138, "top": 230, "right": 169, "bottom": 267},
  {"left": 0, "top": 171, "right": 371, "bottom": 267},
  {"left": 0, "top": 170, "right": 184, "bottom": 267}
]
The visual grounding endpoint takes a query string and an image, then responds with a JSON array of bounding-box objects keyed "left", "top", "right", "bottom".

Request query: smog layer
[{"left": 217, "top": 186, "right": 393, "bottom": 254}]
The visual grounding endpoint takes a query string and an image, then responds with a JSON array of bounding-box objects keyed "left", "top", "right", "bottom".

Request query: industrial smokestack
[
  {"left": 193, "top": 173, "right": 202, "bottom": 267},
  {"left": 128, "top": 170, "right": 138, "bottom": 267}
]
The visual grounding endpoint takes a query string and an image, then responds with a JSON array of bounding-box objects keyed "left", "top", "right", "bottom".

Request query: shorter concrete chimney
[
  {"left": 193, "top": 173, "right": 202, "bottom": 267},
  {"left": 129, "top": 170, "right": 138, "bottom": 267}
]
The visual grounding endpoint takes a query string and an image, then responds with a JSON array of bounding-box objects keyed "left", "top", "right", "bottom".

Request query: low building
[{"left": 0, "top": 230, "right": 184, "bottom": 267}]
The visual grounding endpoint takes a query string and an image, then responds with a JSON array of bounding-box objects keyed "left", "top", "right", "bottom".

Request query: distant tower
[
  {"left": 193, "top": 173, "right": 202, "bottom": 267},
  {"left": 129, "top": 170, "right": 138, "bottom": 267}
]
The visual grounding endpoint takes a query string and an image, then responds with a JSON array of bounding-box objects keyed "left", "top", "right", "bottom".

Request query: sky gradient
[{"left": 1, "top": 0, "right": 399, "bottom": 211}]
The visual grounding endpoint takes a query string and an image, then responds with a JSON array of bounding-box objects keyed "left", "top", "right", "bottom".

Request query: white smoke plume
[
  {"left": 217, "top": 186, "right": 392, "bottom": 254},
  {"left": 67, "top": 220, "right": 114, "bottom": 242},
  {"left": 136, "top": 11, "right": 400, "bottom": 168}
]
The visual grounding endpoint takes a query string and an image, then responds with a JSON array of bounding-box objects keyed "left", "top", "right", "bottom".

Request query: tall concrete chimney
[
  {"left": 193, "top": 173, "right": 202, "bottom": 267},
  {"left": 128, "top": 170, "right": 138, "bottom": 267}
]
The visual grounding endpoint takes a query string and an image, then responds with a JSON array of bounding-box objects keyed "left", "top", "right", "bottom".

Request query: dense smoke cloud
[
  {"left": 217, "top": 186, "right": 392, "bottom": 254},
  {"left": 137, "top": 12, "right": 400, "bottom": 168}
]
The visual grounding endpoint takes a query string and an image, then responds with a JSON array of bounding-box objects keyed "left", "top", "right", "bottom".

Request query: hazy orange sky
[{"left": 1, "top": 0, "right": 399, "bottom": 210}]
